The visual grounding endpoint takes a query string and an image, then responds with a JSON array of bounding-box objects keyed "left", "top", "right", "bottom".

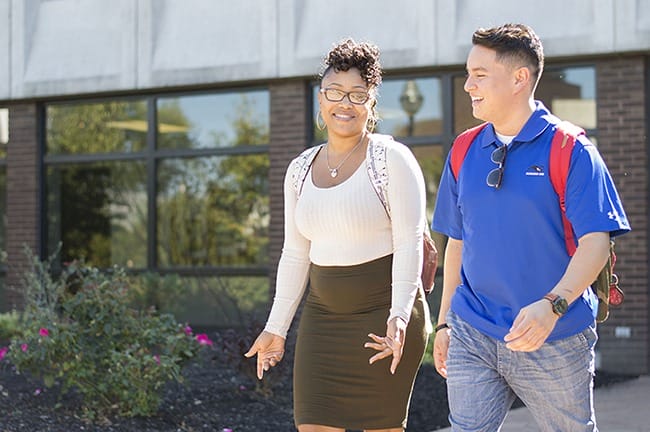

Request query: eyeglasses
[
  {"left": 486, "top": 144, "right": 507, "bottom": 189},
  {"left": 320, "top": 88, "right": 370, "bottom": 105}
]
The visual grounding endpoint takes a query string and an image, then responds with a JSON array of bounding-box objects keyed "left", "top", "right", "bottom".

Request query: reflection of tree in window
[
  {"left": 156, "top": 99, "right": 195, "bottom": 150},
  {"left": 57, "top": 166, "right": 111, "bottom": 263},
  {"left": 157, "top": 96, "right": 269, "bottom": 267},
  {"left": 46, "top": 101, "right": 148, "bottom": 154},
  {"left": 46, "top": 101, "right": 151, "bottom": 267},
  {"left": 47, "top": 162, "right": 147, "bottom": 268}
]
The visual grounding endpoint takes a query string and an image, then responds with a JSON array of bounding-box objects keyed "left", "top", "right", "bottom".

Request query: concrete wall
[{"left": 1, "top": 0, "right": 650, "bottom": 101}]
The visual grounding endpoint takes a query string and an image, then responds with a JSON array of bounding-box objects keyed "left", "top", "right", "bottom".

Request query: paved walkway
[{"left": 434, "top": 375, "right": 650, "bottom": 432}]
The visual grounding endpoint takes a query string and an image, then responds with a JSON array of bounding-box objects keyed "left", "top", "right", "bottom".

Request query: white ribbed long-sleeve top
[{"left": 264, "top": 137, "right": 426, "bottom": 338}]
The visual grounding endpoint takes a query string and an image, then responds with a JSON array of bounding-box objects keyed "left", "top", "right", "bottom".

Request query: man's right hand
[{"left": 244, "top": 331, "right": 286, "bottom": 380}]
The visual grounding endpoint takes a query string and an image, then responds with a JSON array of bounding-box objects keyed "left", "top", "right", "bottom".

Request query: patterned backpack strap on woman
[
  {"left": 291, "top": 144, "right": 323, "bottom": 196},
  {"left": 291, "top": 135, "right": 438, "bottom": 294},
  {"left": 365, "top": 135, "right": 438, "bottom": 295}
]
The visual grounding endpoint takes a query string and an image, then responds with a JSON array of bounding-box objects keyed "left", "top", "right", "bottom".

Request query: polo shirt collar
[{"left": 478, "top": 101, "right": 558, "bottom": 148}]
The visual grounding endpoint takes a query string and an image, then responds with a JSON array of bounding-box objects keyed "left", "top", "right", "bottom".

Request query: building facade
[{"left": 0, "top": 0, "right": 648, "bottom": 374}]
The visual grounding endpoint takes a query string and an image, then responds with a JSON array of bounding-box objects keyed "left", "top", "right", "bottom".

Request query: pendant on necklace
[{"left": 330, "top": 169, "right": 338, "bottom": 178}]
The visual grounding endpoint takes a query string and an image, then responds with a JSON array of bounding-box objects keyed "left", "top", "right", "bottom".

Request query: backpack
[
  {"left": 291, "top": 134, "right": 438, "bottom": 294},
  {"left": 450, "top": 122, "right": 623, "bottom": 323}
]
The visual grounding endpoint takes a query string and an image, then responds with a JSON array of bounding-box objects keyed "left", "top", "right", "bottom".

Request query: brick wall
[
  {"left": 6, "top": 103, "right": 41, "bottom": 309},
  {"left": 596, "top": 56, "right": 649, "bottom": 374},
  {"left": 268, "top": 82, "right": 310, "bottom": 295}
]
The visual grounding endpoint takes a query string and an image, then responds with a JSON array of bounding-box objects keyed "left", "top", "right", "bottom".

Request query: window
[
  {"left": 453, "top": 75, "right": 483, "bottom": 135},
  {"left": 376, "top": 78, "right": 444, "bottom": 138},
  {"left": 44, "top": 89, "right": 270, "bottom": 327},
  {"left": 157, "top": 154, "right": 269, "bottom": 268},
  {"left": 46, "top": 101, "right": 147, "bottom": 155},
  {"left": 45, "top": 160, "right": 147, "bottom": 268},
  {"left": 46, "top": 100, "right": 149, "bottom": 268},
  {"left": 537, "top": 66, "right": 597, "bottom": 134},
  {"left": 453, "top": 65, "right": 597, "bottom": 136},
  {"left": 312, "top": 77, "right": 445, "bottom": 141},
  {"left": 155, "top": 92, "right": 269, "bottom": 269}
]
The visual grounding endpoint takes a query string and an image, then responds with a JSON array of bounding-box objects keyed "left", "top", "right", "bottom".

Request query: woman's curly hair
[
  {"left": 320, "top": 38, "right": 383, "bottom": 89},
  {"left": 319, "top": 38, "right": 382, "bottom": 131}
]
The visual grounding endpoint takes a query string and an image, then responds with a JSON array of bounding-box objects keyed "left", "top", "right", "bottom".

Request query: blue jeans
[{"left": 446, "top": 311, "right": 598, "bottom": 431}]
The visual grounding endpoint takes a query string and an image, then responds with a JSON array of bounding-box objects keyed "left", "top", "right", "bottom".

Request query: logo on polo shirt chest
[{"left": 525, "top": 165, "right": 545, "bottom": 176}]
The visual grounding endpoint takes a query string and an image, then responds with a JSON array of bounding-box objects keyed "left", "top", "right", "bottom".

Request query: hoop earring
[{"left": 316, "top": 110, "right": 326, "bottom": 131}]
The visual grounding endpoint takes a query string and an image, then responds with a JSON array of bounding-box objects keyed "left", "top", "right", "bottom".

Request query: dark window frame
[{"left": 42, "top": 87, "right": 271, "bottom": 277}]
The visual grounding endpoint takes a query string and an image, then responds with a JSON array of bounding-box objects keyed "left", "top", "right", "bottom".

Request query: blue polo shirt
[{"left": 432, "top": 102, "right": 630, "bottom": 341}]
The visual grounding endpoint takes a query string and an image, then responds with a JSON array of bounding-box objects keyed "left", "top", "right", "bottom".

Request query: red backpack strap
[
  {"left": 549, "top": 121, "right": 585, "bottom": 256},
  {"left": 450, "top": 123, "right": 488, "bottom": 180}
]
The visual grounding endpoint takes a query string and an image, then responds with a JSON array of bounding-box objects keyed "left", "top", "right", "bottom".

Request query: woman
[{"left": 245, "top": 38, "right": 431, "bottom": 432}]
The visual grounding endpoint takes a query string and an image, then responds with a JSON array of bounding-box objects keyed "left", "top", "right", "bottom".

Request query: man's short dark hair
[{"left": 472, "top": 23, "right": 544, "bottom": 87}]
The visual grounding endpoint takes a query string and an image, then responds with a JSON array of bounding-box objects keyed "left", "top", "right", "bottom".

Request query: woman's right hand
[
  {"left": 433, "top": 326, "right": 450, "bottom": 378},
  {"left": 244, "top": 331, "right": 286, "bottom": 380}
]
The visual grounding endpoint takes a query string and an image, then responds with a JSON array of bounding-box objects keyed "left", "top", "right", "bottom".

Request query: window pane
[
  {"left": 312, "top": 77, "right": 443, "bottom": 140},
  {"left": 377, "top": 78, "right": 443, "bottom": 137},
  {"left": 46, "top": 161, "right": 147, "bottom": 268},
  {"left": 411, "top": 144, "right": 446, "bottom": 322},
  {"left": 0, "top": 108, "right": 8, "bottom": 158},
  {"left": 453, "top": 75, "right": 483, "bottom": 135},
  {"left": 157, "top": 154, "right": 269, "bottom": 267},
  {"left": 46, "top": 101, "right": 148, "bottom": 154},
  {"left": 131, "top": 275, "right": 269, "bottom": 328},
  {"left": 410, "top": 145, "right": 445, "bottom": 263},
  {"left": 537, "top": 66, "right": 596, "bottom": 130},
  {"left": 454, "top": 67, "right": 597, "bottom": 134},
  {"left": 157, "top": 90, "right": 270, "bottom": 149}
]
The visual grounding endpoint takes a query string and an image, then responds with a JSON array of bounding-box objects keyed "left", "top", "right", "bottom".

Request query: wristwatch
[{"left": 543, "top": 293, "right": 568, "bottom": 317}]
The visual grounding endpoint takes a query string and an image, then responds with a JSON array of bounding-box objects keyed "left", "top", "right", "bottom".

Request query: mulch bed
[{"left": 0, "top": 335, "right": 637, "bottom": 432}]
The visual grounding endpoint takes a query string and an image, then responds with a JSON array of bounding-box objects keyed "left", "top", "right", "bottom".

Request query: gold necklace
[{"left": 325, "top": 134, "right": 365, "bottom": 178}]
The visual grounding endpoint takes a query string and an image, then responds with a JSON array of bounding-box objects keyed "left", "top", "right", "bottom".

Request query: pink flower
[
  {"left": 184, "top": 325, "right": 193, "bottom": 336},
  {"left": 21, "top": 344, "right": 28, "bottom": 352},
  {"left": 154, "top": 355, "right": 160, "bottom": 365},
  {"left": 34, "top": 388, "right": 42, "bottom": 396},
  {"left": 0, "top": 346, "right": 8, "bottom": 361},
  {"left": 195, "top": 333, "right": 213, "bottom": 346},
  {"left": 39, "top": 328, "right": 49, "bottom": 337},
  {"left": 222, "top": 429, "right": 233, "bottom": 432}
]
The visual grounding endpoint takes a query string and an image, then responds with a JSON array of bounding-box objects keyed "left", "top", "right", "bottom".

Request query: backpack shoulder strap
[
  {"left": 291, "top": 144, "right": 323, "bottom": 197},
  {"left": 549, "top": 121, "right": 586, "bottom": 256},
  {"left": 294, "top": 136, "right": 393, "bottom": 216},
  {"left": 366, "top": 134, "right": 392, "bottom": 218},
  {"left": 450, "top": 123, "right": 489, "bottom": 180}
]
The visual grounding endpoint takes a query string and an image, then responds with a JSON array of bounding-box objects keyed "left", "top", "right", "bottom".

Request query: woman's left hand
[{"left": 364, "top": 316, "right": 407, "bottom": 374}]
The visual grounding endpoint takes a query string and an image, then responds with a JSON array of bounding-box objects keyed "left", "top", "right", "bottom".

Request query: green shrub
[
  {"left": 0, "top": 310, "right": 21, "bottom": 342},
  {"left": 1, "top": 251, "right": 212, "bottom": 419}
]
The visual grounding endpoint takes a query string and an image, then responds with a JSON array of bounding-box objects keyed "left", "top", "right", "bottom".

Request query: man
[{"left": 432, "top": 23, "right": 630, "bottom": 431}]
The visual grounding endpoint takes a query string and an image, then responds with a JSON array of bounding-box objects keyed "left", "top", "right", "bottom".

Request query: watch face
[{"left": 554, "top": 297, "right": 569, "bottom": 315}]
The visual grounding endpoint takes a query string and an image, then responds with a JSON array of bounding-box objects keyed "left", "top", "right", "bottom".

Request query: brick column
[
  {"left": 596, "top": 57, "right": 649, "bottom": 374},
  {"left": 268, "top": 81, "right": 310, "bottom": 296},
  {"left": 6, "top": 103, "right": 41, "bottom": 310}
]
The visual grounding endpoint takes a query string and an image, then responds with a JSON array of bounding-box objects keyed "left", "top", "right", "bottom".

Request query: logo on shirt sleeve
[{"left": 525, "top": 165, "right": 545, "bottom": 176}]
